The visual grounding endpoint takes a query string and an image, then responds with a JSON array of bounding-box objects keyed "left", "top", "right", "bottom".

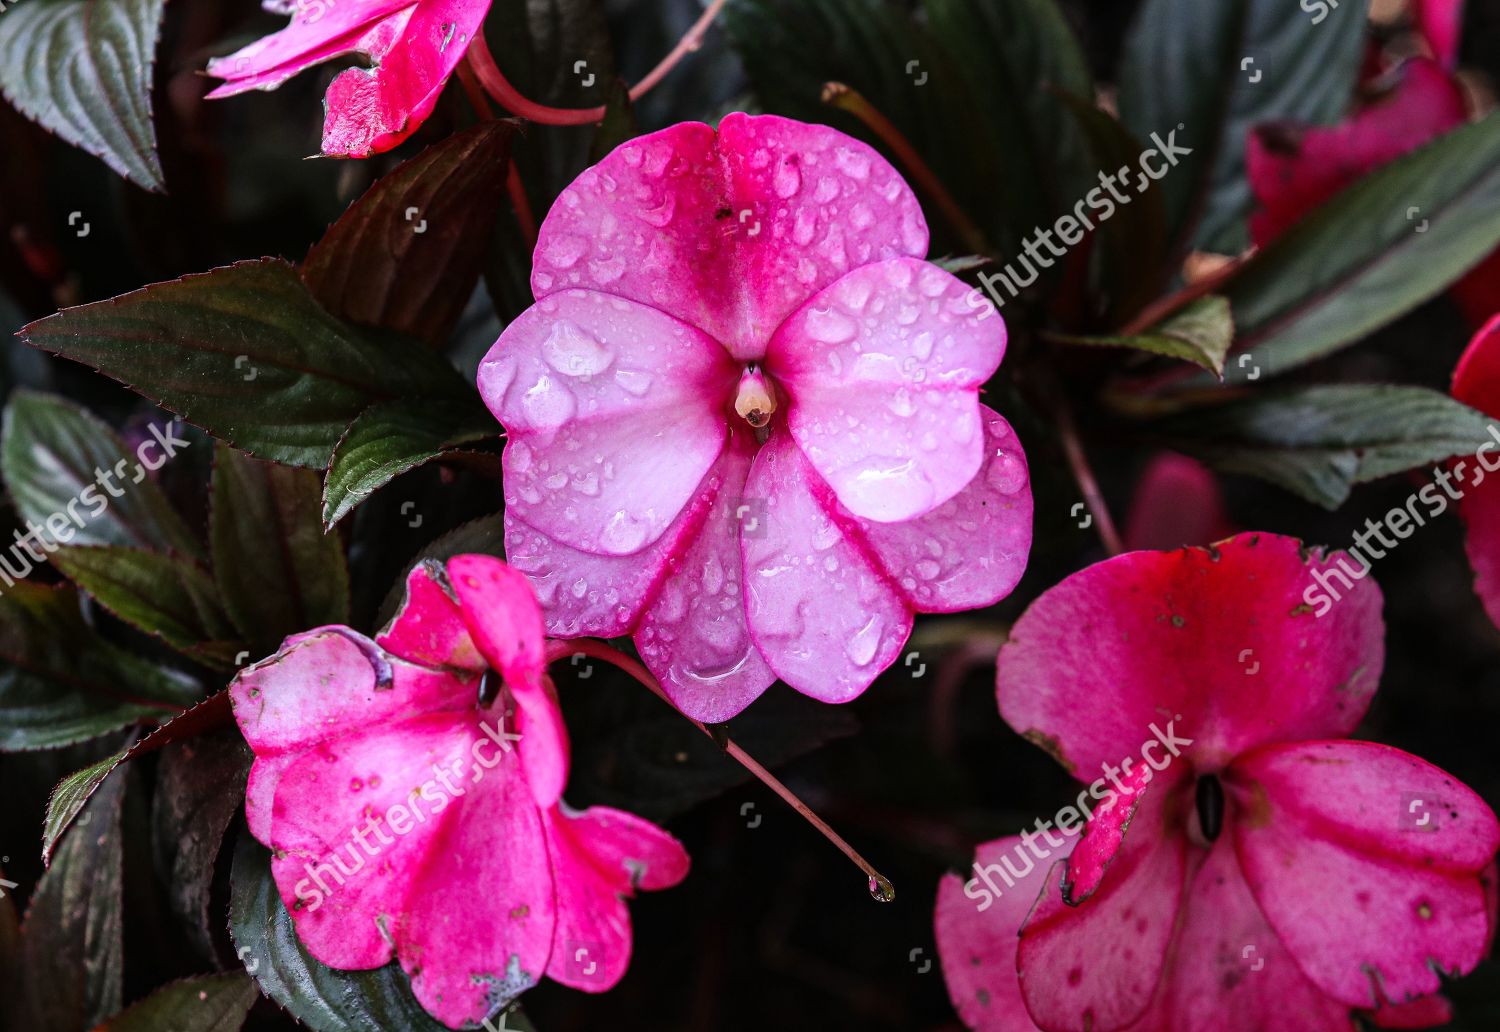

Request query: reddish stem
[
  {"left": 1055, "top": 392, "right": 1125, "bottom": 556},
  {"left": 465, "top": 0, "right": 727, "bottom": 126},
  {"left": 548, "top": 638, "right": 895, "bottom": 901},
  {"left": 455, "top": 60, "right": 539, "bottom": 254}
]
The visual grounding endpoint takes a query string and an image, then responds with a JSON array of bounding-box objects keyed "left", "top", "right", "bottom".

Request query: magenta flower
[
  {"left": 230, "top": 554, "right": 688, "bottom": 1028},
  {"left": 936, "top": 533, "right": 1497, "bottom": 1031},
  {"left": 206, "top": 0, "right": 490, "bottom": 157},
  {"left": 480, "top": 114, "right": 1032, "bottom": 722},
  {"left": 1453, "top": 314, "right": 1500, "bottom": 630}
]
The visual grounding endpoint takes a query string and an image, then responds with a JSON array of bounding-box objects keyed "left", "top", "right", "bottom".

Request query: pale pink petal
[
  {"left": 1413, "top": 0, "right": 1465, "bottom": 68},
  {"left": 635, "top": 430, "right": 776, "bottom": 722},
  {"left": 740, "top": 431, "right": 912, "bottom": 703},
  {"left": 230, "top": 629, "right": 474, "bottom": 842},
  {"left": 766, "top": 258, "right": 1004, "bottom": 522},
  {"left": 1123, "top": 452, "right": 1234, "bottom": 552},
  {"left": 1016, "top": 776, "right": 1188, "bottom": 1032},
  {"left": 320, "top": 0, "right": 492, "bottom": 158},
  {"left": 1248, "top": 59, "right": 1466, "bottom": 245},
  {"left": 205, "top": 1, "right": 413, "bottom": 97},
  {"left": 934, "top": 831, "right": 1078, "bottom": 1032},
  {"left": 542, "top": 804, "right": 690, "bottom": 992},
  {"left": 854, "top": 407, "right": 1031, "bottom": 612},
  {"left": 997, "top": 533, "right": 1386, "bottom": 778},
  {"left": 267, "top": 712, "right": 476, "bottom": 971},
  {"left": 1230, "top": 740, "right": 1500, "bottom": 1009},
  {"left": 479, "top": 289, "right": 736, "bottom": 557},
  {"left": 1137, "top": 841, "right": 1356, "bottom": 1032},
  {"left": 376, "top": 560, "right": 485, "bottom": 672},
  {"left": 401, "top": 738, "right": 556, "bottom": 1027},
  {"left": 529, "top": 113, "right": 927, "bottom": 361}
]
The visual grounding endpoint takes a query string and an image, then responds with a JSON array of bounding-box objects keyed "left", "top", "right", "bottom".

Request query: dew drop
[
  {"left": 868, "top": 874, "right": 896, "bottom": 903},
  {"left": 986, "top": 450, "right": 1028, "bottom": 495},
  {"left": 773, "top": 156, "right": 802, "bottom": 198}
]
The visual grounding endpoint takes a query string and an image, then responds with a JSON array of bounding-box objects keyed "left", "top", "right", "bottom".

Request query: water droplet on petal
[
  {"left": 805, "top": 305, "right": 857, "bottom": 344},
  {"left": 614, "top": 368, "right": 653, "bottom": 396},
  {"left": 542, "top": 320, "right": 614, "bottom": 377},
  {"left": 520, "top": 375, "right": 576, "bottom": 431},
  {"left": 845, "top": 615, "right": 883, "bottom": 666},
  {"left": 987, "top": 450, "right": 1028, "bottom": 495},
  {"left": 601, "top": 509, "right": 650, "bottom": 553},
  {"left": 773, "top": 156, "right": 802, "bottom": 198}
]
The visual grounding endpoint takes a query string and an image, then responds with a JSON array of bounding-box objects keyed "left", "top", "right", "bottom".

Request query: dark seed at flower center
[
  {"left": 1195, "top": 774, "right": 1225, "bottom": 842},
  {"left": 477, "top": 668, "right": 501, "bottom": 708}
]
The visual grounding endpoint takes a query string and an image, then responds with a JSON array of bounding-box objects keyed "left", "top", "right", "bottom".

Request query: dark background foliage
[{"left": 3, "top": 1, "right": 1500, "bottom": 1029}]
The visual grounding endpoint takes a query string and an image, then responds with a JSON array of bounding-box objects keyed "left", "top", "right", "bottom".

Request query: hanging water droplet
[{"left": 868, "top": 874, "right": 896, "bottom": 902}]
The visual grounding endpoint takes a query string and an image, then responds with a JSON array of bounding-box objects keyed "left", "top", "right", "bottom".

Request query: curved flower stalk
[
  {"left": 1453, "top": 315, "right": 1500, "bottom": 630},
  {"left": 480, "top": 113, "right": 1033, "bottom": 722},
  {"left": 937, "top": 533, "right": 1498, "bottom": 1031},
  {"left": 229, "top": 554, "right": 688, "bottom": 1028}
]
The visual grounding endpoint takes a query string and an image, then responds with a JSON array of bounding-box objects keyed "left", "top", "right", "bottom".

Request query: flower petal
[
  {"left": 636, "top": 429, "right": 776, "bottom": 722},
  {"left": 1453, "top": 317, "right": 1500, "bottom": 627},
  {"left": 205, "top": 1, "right": 413, "bottom": 97},
  {"left": 854, "top": 407, "right": 1031, "bottom": 612},
  {"left": 1138, "top": 840, "right": 1355, "bottom": 1032},
  {"left": 231, "top": 628, "right": 474, "bottom": 842},
  {"left": 400, "top": 737, "right": 557, "bottom": 1028},
  {"left": 935, "top": 832, "right": 1078, "bottom": 1032},
  {"left": 1016, "top": 776, "right": 1188, "bottom": 1032},
  {"left": 529, "top": 113, "right": 927, "bottom": 361},
  {"left": 767, "top": 258, "right": 1004, "bottom": 522},
  {"left": 479, "top": 289, "right": 736, "bottom": 557},
  {"left": 543, "top": 804, "right": 690, "bottom": 992},
  {"left": 741, "top": 430, "right": 912, "bottom": 703},
  {"left": 1413, "top": 0, "right": 1465, "bottom": 68},
  {"left": 1247, "top": 59, "right": 1466, "bottom": 245},
  {"left": 1230, "top": 740, "right": 1500, "bottom": 1009},
  {"left": 320, "top": 0, "right": 492, "bottom": 158},
  {"left": 268, "top": 712, "right": 476, "bottom": 971},
  {"left": 997, "top": 533, "right": 1385, "bottom": 778},
  {"left": 376, "top": 559, "right": 486, "bottom": 672},
  {"left": 1123, "top": 452, "right": 1234, "bottom": 552}
]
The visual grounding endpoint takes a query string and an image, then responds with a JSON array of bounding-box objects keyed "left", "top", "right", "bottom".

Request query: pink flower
[
  {"left": 480, "top": 114, "right": 1032, "bottom": 722},
  {"left": 1413, "top": 0, "right": 1465, "bottom": 69},
  {"left": 1122, "top": 452, "right": 1234, "bottom": 553},
  {"left": 206, "top": 0, "right": 490, "bottom": 157},
  {"left": 1453, "top": 314, "right": 1500, "bottom": 629},
  {"left": 229, "top": 554, "right": 688, "bottom": 1029},
  {"left": 936, "top": 533, "right": 1498, "bottom": 1031},
  {"left": 1246, "top": 57, "right": 1466, "bottom": 246}
]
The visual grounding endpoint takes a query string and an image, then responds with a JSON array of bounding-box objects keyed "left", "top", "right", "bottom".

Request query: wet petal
[
  {"left": 400, "top": 738, "right": 557, "bottom": 1027},
  {"left": 741, "top": 431, "right": 911, "bottom": 703},
  {"left": 997, "top": 533, "right": 1386, "bottom": 777},
  {"left": 205, "top": 1, "right": 413, "bottom": 96},
  {"left": 479, "top": 289, "right": 735, "bottom": 557},
  {"left": 543, "top": 804, "right": 691, "bottom": 992},
  {"left": 767, "top": 258, "right": 1004, "bottom": 522},
  {"left": 230, "top": 628, "right": 474, "bottom": 842},
  {"left": 636, "top": 430, "right": 776, "bottom": 722},
  {"left": 267, "top": 712, "right": 477, "bottom": 971},
  {"left": 530, "top": 113, "right": 927, "bottom": 361},
  {"left": 1016, "top": 776, "right": 1188, "bottom": 1032},
  {"left": 935, "top": 831, "right": 1079, "bottom": 1032},
  {"left": 1230, "top": 740, "right": 1500, "bottom": 1008},
  {"left": 854, "top": 407, "right": 1031, "bottom": 612},
  {"left": 376, "top": 559, "right": 485, "bottom": 672}
]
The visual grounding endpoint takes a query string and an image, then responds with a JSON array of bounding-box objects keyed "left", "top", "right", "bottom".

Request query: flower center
[
  {"left": 733, "top": 366, "right": 778, "bottom": 429},
  {"left": 1194, "top": 774, "right": 1225, "bottom": 843},
  {"left": 477, "top": 668, "right": 501, "bottom": 708}
]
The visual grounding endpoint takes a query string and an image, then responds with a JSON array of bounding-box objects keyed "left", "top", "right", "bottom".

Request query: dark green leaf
[
  {"left": 1, "top": 390, "right": 200, "bottom": 555},
  {"left": 211, "top": 443, "right": 349, "bottom": 657},
  {"left": 18, "top": 260, "right": 471, "bottom": 468},
  {"left": 19, "top": 763, "right": 127, "bottom": 1030},
  {"left": 97, "top": 972, "right": 256, "bottom": 1032},
  {"left": 1049, "top": 296, "right": 1232, "bottom": 375},
  {"left": 50, "top": 546, "right": 239, "bottom": 663},
  {"left": 41, "top": 692, "right": 232, "bottom": 864},
  {"left": 229, "top": 833, "right": 535, "bottom": 1031},
  {"left": 374, "top": 513, "right": 504, "bottom": 628},
  {"left": 1118, "top": 0, "right": 1365, "bottom": 251},
  {"left": 302, "top": 122, "right": 515, "bottom": 348},
  {"left": 323, "top": 398, "right": 499, "bottom": 530},
  {"left": 589, "top": 77, "right": 639, "bottom": 164},
  {"left": 0, "top": 0, "right": 166, "bottom": 190},
  {"left": 1147, "top": 385, "right": 1497, "bottom": 508},
  {"left": 151, "top": 732, "right": 251, "bottom": 959},
  {"left": 1222, "top": 114, "right": 1500, "bottom": 384},
  {"left": 0, "top": 582, "right": 200, "bottom": 751}
]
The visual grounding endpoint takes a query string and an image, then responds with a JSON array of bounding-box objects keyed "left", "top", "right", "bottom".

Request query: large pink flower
[
  {"left": 206, "top": 0, "right": 490, "bottom": 157},
  {"left": 481, "top": 114, "right": 1032, "bottom": 722},
  {"left": 936, "top": 534, "right": 1497, "bottom": 1031},
  {"left": 1453, "top": 314, "right": 1500, "bottom": 629},
  {"left": 230, "top": 554, "right": 688, "bottom": 1028}
]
